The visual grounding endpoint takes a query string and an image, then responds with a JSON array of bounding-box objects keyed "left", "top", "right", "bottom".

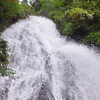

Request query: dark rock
[{"left": 36, "top": 83, "right": 55, "bottom": 100}]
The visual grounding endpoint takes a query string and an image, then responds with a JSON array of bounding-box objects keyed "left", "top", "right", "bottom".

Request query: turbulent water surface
[{"left": 0, "top": 16, "right": 100, "bottom": 100}]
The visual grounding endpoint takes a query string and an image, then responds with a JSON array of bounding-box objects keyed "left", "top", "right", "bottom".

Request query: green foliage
[
  {"left": 65, "top": 8, "right": 94, "bottom": 39},
  {"left": 0, "top": 1, "right": 23, "bottom": 21},
  {"left": 21, "top": 3, "right": 35, "bottom": 17},
  {"left": 0, "top": 0, "right": 23, "bottom": 31},
  {"left": 0, "top": 64, "right": 15, "bottom": 77},
  {"left": 62, "top": 22, "right": 74, "bottom": 36},
  {"left": 31, "top": 0, "right": 65, "bottom": 15},
  {"left": 0, "top": 0, "right": 35, "bottom": 32},
  {"left": 83, "top": 31, "right": 100, "bottom": 47},
  {"left": 31, "top": 0, "right": 100, "bottom": 48},
  {"left": 0, "top": 33, "right": 15, "bottom": 76},
  {"left": 92, "top": 9, "right": 100, "bottom": 31},
  {"left": 68, "top": 8, "right": 93, "bottom": 22}
]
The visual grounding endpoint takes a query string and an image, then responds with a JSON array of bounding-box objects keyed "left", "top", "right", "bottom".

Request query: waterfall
[
  {"left": 0, "top": 16, "right": 100, "bottom": 100},
  {"left": 19, "top": 0, "right": 35, "bottom": 5}
]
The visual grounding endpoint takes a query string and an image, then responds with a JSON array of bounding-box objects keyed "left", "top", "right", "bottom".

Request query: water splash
[{"left": 1, "top": 16, "right": 100, "bottom": 100}]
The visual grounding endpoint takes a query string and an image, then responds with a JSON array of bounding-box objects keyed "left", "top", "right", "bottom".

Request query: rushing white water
[
  {"left": 1, "top": 16, "right": 100, "bottom": 100},
  {"left": 19, "top": 0, "right": 35, "bottom": 5}
]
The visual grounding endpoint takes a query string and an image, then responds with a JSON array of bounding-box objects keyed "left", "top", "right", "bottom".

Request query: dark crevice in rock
[{"left": 36, "top": 83, "right": 55, "bottom": 100}]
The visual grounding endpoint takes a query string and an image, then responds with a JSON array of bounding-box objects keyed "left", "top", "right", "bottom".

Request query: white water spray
[{"left": 1, "top": 16, "right": 100, "bottom": 100}]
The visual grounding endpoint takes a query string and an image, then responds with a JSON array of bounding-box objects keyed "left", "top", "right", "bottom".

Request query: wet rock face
[
  {"left": 36, "top": 83, "right": 55, "bottom": 100},
  {"left": 0, "top": 87, "right": 9, "bottom": 100}
]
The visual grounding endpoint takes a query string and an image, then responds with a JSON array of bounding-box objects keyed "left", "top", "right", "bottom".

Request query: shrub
[
  {"left": 0, "top": 33, "right": 15, "bottom": 76},
  {"left": 83, "top": 31, "right": 100, "bottom": 48},
  {"left": 91, "top": 10, "right": 100, "bottom": 31},
  {"left": 68, "top": 8, "right": 93, "bottom": 22},
  {"left": 62, "top": 22, "right": 74, "bottom": 36},
  {"left": 21, "top": 3, "right": 35, "bottom": 17},
  {"left": 0, "top": 0, "right": 35, "bottom": 31},
  {"left": 64, "top": 8, "right": 94, "bottom": 39},
  {"left": 0, "top": 0, "right": 23, "bottom": 31},
  {"left": 0, "top": 0, "right": 23, "bottom": 21}
]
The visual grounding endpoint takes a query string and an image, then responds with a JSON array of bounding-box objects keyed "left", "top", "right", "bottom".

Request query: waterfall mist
[{"left": 1, "top": 16, "right": 100, "bottom": 100}]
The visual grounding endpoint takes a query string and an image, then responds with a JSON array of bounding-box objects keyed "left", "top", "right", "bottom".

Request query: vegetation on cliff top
[{"left": 31, "top": 0, "right": 100, "bottom": 48}]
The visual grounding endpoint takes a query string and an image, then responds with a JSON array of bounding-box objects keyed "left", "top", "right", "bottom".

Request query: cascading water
[
  {"left": 0, "top": 16, "right": 100, "bottom": 100},
  {"left": 19, "top": 0, "right": 35, "bottom": 4}
]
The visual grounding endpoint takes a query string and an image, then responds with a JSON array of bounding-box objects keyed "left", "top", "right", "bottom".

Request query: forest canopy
[{"left": 31, "top": 0, "right": 100, "bottom": 47}]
